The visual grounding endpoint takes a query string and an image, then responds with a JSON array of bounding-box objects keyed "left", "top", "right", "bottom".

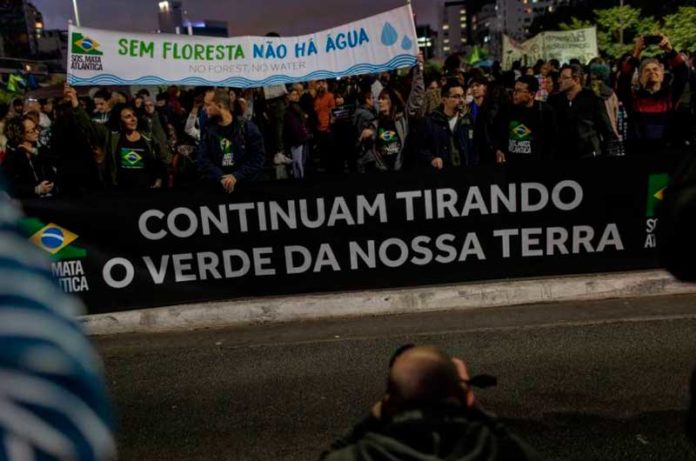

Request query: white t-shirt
[{"left": 448, "top": 115, "right": 458, "bottom": 132}]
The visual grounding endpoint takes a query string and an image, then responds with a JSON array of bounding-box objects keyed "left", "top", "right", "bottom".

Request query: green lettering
[
  {"left": 194, "top": 44, "right": 204, "bottom": 60},
  {"left": 129, "top": 39, "right": 138, "bottom": 56},
  {"left": 118, "top": 38, "right": 128, "bottom": 56},
  {"left": 141, "top": 41, "right": 154, "bottom": 58},
  {"left": 206, "top": 45, "right": 214, "bottom": 60},
  {"left": 235, "top": 46, "right": 245, "bottom": 59},
  {"left": 162, "top": 42, "right": 172, "bottom": 59},
  {"left": 182, "top": 44, "right": 193, "bottom": 60},
  {"left": 216, "top": 45, "right": 226, "bottom": 60}
]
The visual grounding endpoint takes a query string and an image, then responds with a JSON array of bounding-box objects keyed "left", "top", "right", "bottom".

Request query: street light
[{"left": 72, "top": 0, "right": 81, "bottom": 26}]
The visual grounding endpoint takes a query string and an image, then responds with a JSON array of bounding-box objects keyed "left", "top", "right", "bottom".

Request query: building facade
[
  {"left": 417, "top": 24, "right": 438, "bottom": 60},
  {"left": 495, "top": 0, "right": 569, "bottom": 41},
  {"left": 0, "top": 0, "right": 43, "bottom": 58},
  {"left": 158, "top": 0, "right": 184, "bottom": 34},
  {"left": 440, "top": 1, "right": 472, "bottom": 57}
]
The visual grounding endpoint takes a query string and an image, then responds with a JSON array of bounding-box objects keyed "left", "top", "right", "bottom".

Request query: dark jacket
[
  {"left": 617, "top": 50, "right": 688, "bottom": 146},
  {"left": 549, "top": 88, "right": 618, "bottom": 159},
  {"left": 421, "top": 106, "right": 477, "bottom": 168},
  {"left": 142, "top": 111, "right": 172, "bottom": 163},
  {"left": 2, "top": 145, "right": 56, "bottom": 198},
  {"left": 284, "top": 102, "right": 310, "bottom": 148},
  {"left": 321, "top": 404, "right": 540, "bottom": 461},
  {"left": 197, "top": 118, "right": 265, "bottom": 184},
  {"left": 473, "top": 98, "right": 508, "bottom": 164},
  {"left": 52, "top": 106, "right": 105, "bottom": 196}
]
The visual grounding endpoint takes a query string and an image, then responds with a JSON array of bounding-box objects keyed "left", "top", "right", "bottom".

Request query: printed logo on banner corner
[
  {"left": 20, "top": 218, "right": 90, "bottom": 294},
  {"left": 71, "top": 33, "right": 103, "bottom": 56},
  {"left": 646, "top": 173, "right": 670, "bottom": 218}
]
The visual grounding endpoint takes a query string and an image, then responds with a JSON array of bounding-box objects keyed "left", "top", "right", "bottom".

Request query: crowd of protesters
[{"left": 0, "top": 34, "right": 695, "bottom": 198}]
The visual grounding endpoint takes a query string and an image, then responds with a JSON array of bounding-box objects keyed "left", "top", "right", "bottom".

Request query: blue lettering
[
  {"left": 336, "top": 33, "right": 347, "bottom": 50},
  {"left": 326, "top": 35, "right": 336, "bottom": 53},
  {"left": 348, "top": 31, "right": 358, "bottom": 48},
  {"left": 265, "top": 41, "right": 276, "bottom": 59},
  {"left": 359, "top": 28, "right": 370, "bottom": 45},
  {"left": 295, "top": 42, "right": 306, "bottom": 58},
  {"left": 277, "top": 44, "right": 287, "bottom": 59},
  {"left": 253, "top": 43, "right": 264, "bottom": 59},
  {"left": 308, "top": 40, "right": 318, "bottom": 56}
]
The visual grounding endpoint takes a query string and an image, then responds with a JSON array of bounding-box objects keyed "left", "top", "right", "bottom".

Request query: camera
[{"left": 644, "top": 35, "right": 663, "bottom": 46}]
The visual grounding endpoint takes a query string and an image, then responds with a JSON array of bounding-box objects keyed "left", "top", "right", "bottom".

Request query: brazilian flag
[
  {"left": 20, "top": 218, "right": 87, "bottom": 261},
  {"left": 72, "top": 33, "right": 103, "bottom": 56},
  {"left": 646, "top": 173, "right": 670, "bottom": 218}
]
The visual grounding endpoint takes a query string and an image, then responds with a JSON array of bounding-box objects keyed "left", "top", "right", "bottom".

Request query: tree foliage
[
  {"left": 560, "top": 6, "right": 660, "bottom": 58},
  {"left": 662, "top": 7, "right": 696, "bottom": 53}
]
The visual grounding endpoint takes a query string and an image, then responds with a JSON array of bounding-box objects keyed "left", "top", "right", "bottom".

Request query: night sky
[{"left": 32, "top": 0, "right": 440, "bottom": 35}]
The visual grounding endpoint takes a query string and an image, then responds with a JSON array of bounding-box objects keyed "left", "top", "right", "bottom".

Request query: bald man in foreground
[{"left": 320, "top": 346, "right": 540, "bottom": 461}]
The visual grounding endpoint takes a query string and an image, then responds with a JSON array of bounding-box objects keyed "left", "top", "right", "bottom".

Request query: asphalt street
[{"left": 95, "top": 294, "right": 696, "bottom": 461}]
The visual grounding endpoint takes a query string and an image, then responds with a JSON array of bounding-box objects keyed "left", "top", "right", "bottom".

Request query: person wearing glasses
[
  {"left": 420, "top": 79, "right": 478, "bottom": 170},
  {"left": 320, "top": 345, "right": 540, "bottom": 461},
  {"left": 2, "top": 115, "right": 56, "bottom": 198},
  {"left": 497, "top": 76, "right": 559, "bottom": 164}
]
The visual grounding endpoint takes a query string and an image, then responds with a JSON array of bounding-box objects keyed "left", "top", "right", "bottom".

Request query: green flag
[
  {"left": 7, "top": 74, "right": 24, "bottom": 93},
  {"left": 646, "top": 173, "right": 670, "bottom": 218},
  {"left": 467, "top": 46, "right": 486, "bottom": 65}
]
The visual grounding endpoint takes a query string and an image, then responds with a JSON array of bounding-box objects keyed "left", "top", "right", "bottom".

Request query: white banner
[
  {"left": 502, "top": 27, "right": 598, "bottom": 70},
  {"left": 67, "top": 5, "right": 418, "bottom": 87}
]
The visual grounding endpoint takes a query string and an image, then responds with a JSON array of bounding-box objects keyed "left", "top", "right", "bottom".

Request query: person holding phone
[{"left": 617, "top": 33, "right": 689, "bottom": 154}]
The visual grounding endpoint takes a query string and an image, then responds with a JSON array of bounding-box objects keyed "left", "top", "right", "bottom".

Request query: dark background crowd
[{"left": 0, "top": 34, "right": 695, "bottom": 199}]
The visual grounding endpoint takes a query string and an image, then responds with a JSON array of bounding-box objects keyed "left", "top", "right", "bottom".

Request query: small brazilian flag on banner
[
  {"left": 72, "top": 33, "right": 103, "bottom": 56},
  {"left": 20, "top": 218, "right": 87, "bottom": 260},
  {"left": 646, "top": 173, "right": 670, "bottom": 218}
]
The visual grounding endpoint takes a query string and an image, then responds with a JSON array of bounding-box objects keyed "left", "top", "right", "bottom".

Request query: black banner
[{"left": 20, "top": 156, "right": 681, "bottom": 314}]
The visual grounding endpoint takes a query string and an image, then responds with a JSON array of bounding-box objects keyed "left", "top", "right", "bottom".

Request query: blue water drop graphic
[
  {"left": 381, "top": 22, "right": 398, "bottom": 46},
  {"left": 401, "top": 35, "right": 413, "bottom": 50}
]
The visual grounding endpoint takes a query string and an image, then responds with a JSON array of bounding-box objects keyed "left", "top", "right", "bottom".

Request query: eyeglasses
[{"left": 448, "top": 94, "right": 465, "bottom": 99}]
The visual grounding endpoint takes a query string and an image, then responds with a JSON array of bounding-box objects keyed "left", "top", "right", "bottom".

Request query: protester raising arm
[
  {"left": 404, "top": 52, "right": 426, "bottom": 118},
  {"left": 64, "top": 86, "right": 166, "bottom": 190},
  {"left": 184, "top": 104, "right": 201, "bottom": 142},
  {"left": 617, "top": 34, "right": 689, "bottom": 148}
]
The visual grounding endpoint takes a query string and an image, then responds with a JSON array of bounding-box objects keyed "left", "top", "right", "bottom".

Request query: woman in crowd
[
  {"left": 65, "top": 86, "right": 167, "bottom": 191},
  {"left": 358, "top": 53, "right": 424, "bottom": 172},
  {"left": 284, "top": 86, "right": 311, "bottom": 178},
  {"left": 2, "top": 114, "right": 56, "bottom": 198}
]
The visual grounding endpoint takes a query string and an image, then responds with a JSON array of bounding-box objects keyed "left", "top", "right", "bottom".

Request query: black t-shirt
[
  {"left": 118, "top": 135, "right": 152, "bottom": 190},
  {"left": 217, "top": 123, "right": 236, "bottom": 173},
  {"left": 375, "top": 118, "right": 402, "bottom": 170},
  {"left": 507, "top": 104, "right": 545, "bottom": 161}
]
